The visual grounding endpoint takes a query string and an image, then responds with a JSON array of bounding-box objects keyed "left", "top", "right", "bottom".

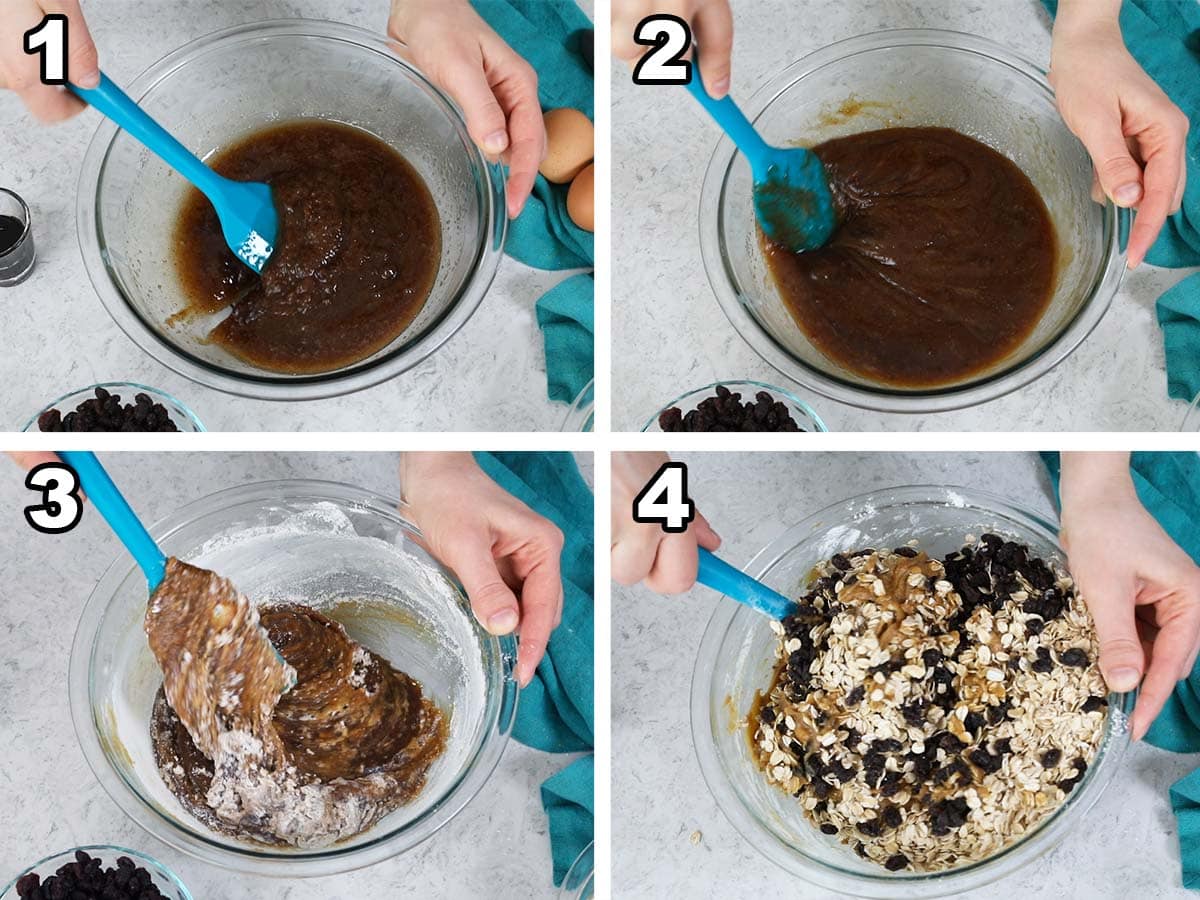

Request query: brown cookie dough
[
  {"left": 762, "top": 126, "right": 1057, "bottom": 387},
  {"left": 146, "top": 558, "right": 446, "bottom": 848},
  {"left": 173, "top": 121, "right": 441, "bottom": 375}
]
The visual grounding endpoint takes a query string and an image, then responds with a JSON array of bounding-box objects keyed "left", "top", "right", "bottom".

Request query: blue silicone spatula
[
  {"left": 697, "top": 548, "right": 796, "bottom": 620},
  {"left": 58, "top": 450, "right": 166, "bottom": 591},
  {"left": 684, "top": 66, "right": 836, "bottom": 252},
  {"left": 70, "top": 73, "right": 277, "bottom": 274}
]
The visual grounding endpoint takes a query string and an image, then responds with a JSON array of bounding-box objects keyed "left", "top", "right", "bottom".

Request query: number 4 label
[
  {"left": 632, "top": 15, "right": 692, "bottom": 85},
  {"left": 24, "top": 14, "right": 69, "bottom": 86},
  {"left": 633, "top": 461, "right": 695, "bottom": 533}
]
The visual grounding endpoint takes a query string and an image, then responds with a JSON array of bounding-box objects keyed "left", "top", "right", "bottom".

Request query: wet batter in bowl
[
  {"left": 172, "top": 121, "right": 441, "bottom": 375},
  {"left": 146, "top": 558, "right": 446, "bottom": 848},
  {"left": 761, "top": 126, "right": 1057, "bottom": 387}
]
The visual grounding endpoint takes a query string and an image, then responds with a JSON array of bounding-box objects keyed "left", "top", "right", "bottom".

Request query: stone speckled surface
[
  {"left": 0, "top": 0, "right": 590, "bottom": 433},
  {"left": 611, "top": 0, "right": 1199, "bottom": 432},
  {"left": 0, "top": 452, "right": 591, "bottom": 899},
  {"left": 612, "top": 452, "right": 1200, "bottom": 898}
]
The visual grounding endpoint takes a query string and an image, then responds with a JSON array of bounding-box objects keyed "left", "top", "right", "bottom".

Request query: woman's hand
[
  {"left": 1, "top": 0, "right": 99, "bottom": 122},
  {"left": 611, "top": 451, "right": 721, "bottom": 593},
  {"left": 388, "top": 0, "right": 545, "bottom": 219},
  {"left": 1049, "top": 0, "right": 1188, "bottom": 268},
  {"left": 401, "top": 452, "right": 564, "bottom": 687},
  {"left": 1060, "top": 452, "right": 1200, "bottom": 740},
  {"left": 612, "top": 0, "right": 733, "bottom": 99}
]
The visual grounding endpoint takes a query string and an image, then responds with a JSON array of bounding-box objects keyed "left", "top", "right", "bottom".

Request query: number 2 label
[
  {"left": 24, "top": 14, "right": 69, "bottom": 86},
  {"left": 633, "top": 461, "right": 695, "bottom": 533},
  {"left": 632, "top": 15, "right": 692, "bottom": 86}
]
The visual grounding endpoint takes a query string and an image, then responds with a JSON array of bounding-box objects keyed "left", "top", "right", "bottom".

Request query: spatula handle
[
  {"left": 682, "top": 59, "right": 771, "bottom": 171},
  {"left": 697, "top": 548, "right": 795, "bottom": 620},
  {"left": 71, "top": 72, "right": 224, "bottom": 200},
  {"left": 58, "top": 451, "right": 167, "bottom": 591}
]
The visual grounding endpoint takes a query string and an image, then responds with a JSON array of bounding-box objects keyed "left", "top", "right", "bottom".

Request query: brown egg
[
  {"left": 540, "top": 108, "right": 594, "bottom": 184},
  {"left": 568, "top": 163, "right": 594, "bottom": 233}
]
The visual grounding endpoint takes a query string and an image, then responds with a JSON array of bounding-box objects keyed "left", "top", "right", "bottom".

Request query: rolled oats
[{"left": 748, "top": 536, "right": 1109, "bottom": 872}]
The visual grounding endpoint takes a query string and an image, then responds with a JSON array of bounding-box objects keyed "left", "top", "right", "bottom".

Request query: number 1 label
[{"left": 24, "top": 14, "right": 69, "bottom": 86}]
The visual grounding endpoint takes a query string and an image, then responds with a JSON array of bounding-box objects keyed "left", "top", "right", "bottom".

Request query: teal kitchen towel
[
  {"left": 537, "top": 273, "right": 594, "bottom": 405},
  {"left": 475, "top": 451, "right": 594, "bottom": 884},
  {"left": 1043, "top": 0, "right": 1200, "bottom": 400},
  {"left": 472, "top": 0, "right": 595, "bottom": 402},
  {"left": 1041, "top": 450, "right": 1200, "bottom": 888}
]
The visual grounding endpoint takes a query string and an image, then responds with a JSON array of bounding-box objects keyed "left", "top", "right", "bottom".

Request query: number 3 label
[
  {"left": 24, "top": 462, "right": 83, "bottom": 534},
  {"left": 632, "top": 15, "right": 692, "bottom": 85},
  {"left": 24, "top": 14, "right": 69, "bottom": 86},
  {"left": 633, "top": 461, "right": 695, "bottom": 533}
]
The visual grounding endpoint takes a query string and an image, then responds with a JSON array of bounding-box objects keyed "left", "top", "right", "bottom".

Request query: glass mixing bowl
[
  {"left": 560, "top": 379, "right": 596, "bottom": 432},
  {"left": 2, "top": 846, "right": 192, "bottom": 900},
  {"left": 691, "top": 485, "right": 1131, "bottom": 898},
  {"left": 78, "top": 20, "right": 506, "bottom": 401},
  {"left": 559, "top": 840, "right": 595, "bottom": 899},
  {"left": 699, "top": 30, "right": 1128, "bottom": 413},
  {"left": 69, "top": 480, "right": 518, "bottom": 876},
  {"left": 643, "top": 379, "right": 828, "bottom": 432}
]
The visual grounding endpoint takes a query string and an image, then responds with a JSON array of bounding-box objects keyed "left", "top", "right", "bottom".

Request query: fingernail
[
  {"left": 486, "top": 608, "right": 519, "bottom": 635},
  {"left": 1107, "top": 667, "right": 1140, "bottom": 692},
  {"left": 1113, "top": 183, "right": 1141, "bottom": 206},
  {"left": 483, "top": 130, "right": 508, "bottom": 154},
  {"left": 709, "top": 77, "right": 730, "bottom": 97},
  {"left": 76, "top": 70, "right": 100, "bottom": 89}
]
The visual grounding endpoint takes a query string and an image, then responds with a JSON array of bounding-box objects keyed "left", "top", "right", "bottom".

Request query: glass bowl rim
[
  {"left": 641, "top": 379, "right": 830, "bottom": 431},
  {"left": 21, "top": 381, "right": 205, "bottom": 432},
  {"left": 560, "top": 378, "right": 596, "bottom": 432},
  {"left": 698, "top": 27, "right": 1127, "bottom": 414},
  {"left": 2, "top": 844, "right": 194, "bottom": 900},
  {"left": 76, "top": 18, "right": 507, "bottom": 402},
  {"left": 689, "top": 483, "right": 1132, "bottom": 897},
  {"left": 68, "top": 477, "right": 519, "bottom": 877}
]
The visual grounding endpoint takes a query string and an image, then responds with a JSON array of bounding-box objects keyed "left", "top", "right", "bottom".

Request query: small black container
[{"left": 0, "top": 188, "right": 35, "bottom": 286}]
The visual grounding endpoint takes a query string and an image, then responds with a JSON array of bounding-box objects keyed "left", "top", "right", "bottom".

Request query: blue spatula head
[
  {"left": 216, "top": 179, "right": 278, "bottom": 274},
  {"left": 753, "top": 147, "right": 837, "bottom": 252}
]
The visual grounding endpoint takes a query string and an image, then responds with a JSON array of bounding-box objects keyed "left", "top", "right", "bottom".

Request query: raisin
[
  {"left": 1040, "top": 748, "right": 1062, "bottom": 768},
  {"left": 881, "top": 805, "right": 903, "bottom": 829},
  {"left": 857, "top": 817, "right": 882, "bottom": 837},
  {"left": 893, "top": 546, "right": 919, "bottom": 558},
  {"left": 1059, "top": 648, "right": 1089, "bottom": 668},
  {"left": 1082, "top": 695, "right": 1108, "bottom": 713},
  {"left": 884, "top": 853, "right": 910, "bottom": 871},
  {"left": 845, "top": 684, "right": 865, "bottom": 706},
  {"left": 658, "top": 387, "right": 805, "bottom": 432},
  {"left": 1031, "top": 647, "right": 1054, "bottom": 674},
  {"left": 820, "top": 823, "right": 838, "bottom": 835}
]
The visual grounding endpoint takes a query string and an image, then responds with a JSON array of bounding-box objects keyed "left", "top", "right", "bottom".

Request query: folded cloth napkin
[
  {"left": 1041, "top": 450, "right": 1200, "bottom": 888},
  {"left": 474, "top": 452, "right": 594, "bottom": 885},
  {"left": 472, "top": 1, "right": 595, "bottom": 404},
  {"left": 537, "top": 273, "right": 595, "bottom": 404},
  {"left": 1043, "top": 0, "right": 1200, "bottom": 400}
]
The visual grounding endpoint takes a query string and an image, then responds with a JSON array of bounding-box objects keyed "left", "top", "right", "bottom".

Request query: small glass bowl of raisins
[
  {"left": 643, "top": 380, "right": 827, "bottom": 432},
  {"left": 3, "top": 846, "right": 192, "bottom": 900},
  {"left": 23, "top": 383, "right": 204, "bottom": 432}
]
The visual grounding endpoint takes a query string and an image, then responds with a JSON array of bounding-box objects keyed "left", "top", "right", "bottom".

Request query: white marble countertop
[
  {"left": 0, "top": 0, "right": 584, "bottom": 433},
  {"left": 0, "top": 451, "right": 581, "bottom": 899},
  {"left": 612, "top": 451, "right": 1200, "bottom": 898},
  {"left": 611, "top": 0, "right": 1198, "bottom": 432}
]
